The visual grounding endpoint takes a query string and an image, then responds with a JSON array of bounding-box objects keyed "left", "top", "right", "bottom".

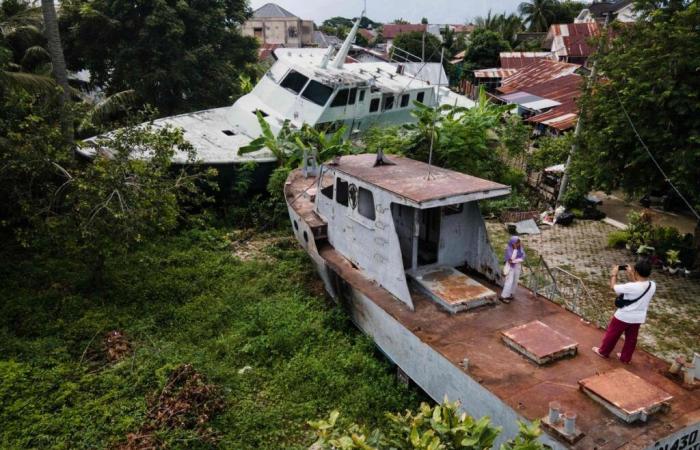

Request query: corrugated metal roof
[
  {"left": 545, "top": 22, "right": 599, "bottom": 50},
  {"left": 497, "top": 59, "right": 580, "bottom": 94},
  {"left": 252, "top": 3, "right": 297, "bottom": 18},
  {"left": 517, "top": 74, "right": 583, "bottom": 104},
  {"left": 499, "top": 52, "right": 555, "bottom": 69},
  {"left": 474, "top": 68, "right": 518, "bottom": 79},
  {"left": 528, "top": 101, "right": 579, "bottom": 131}
]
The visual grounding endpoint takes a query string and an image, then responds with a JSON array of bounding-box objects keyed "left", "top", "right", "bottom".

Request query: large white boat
[{"left": 80, "top": 13, "right": 473, "bottom": 165}]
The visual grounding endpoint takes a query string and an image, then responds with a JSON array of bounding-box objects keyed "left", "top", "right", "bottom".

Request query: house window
[
  {"left": 253, "top": 27, "right": 263, "bottom": 39},
  {"left": 358, "top": 187, "right": 376, "bottom": 220},
  {"left": 288, "top": 26, "right": 298, "bottom": 38},
  {"left": 400, "top": 94, "right": 410, "bottom": 108},
  {"left": 358, "top": 90, "right": 366, "bottom": 102},
  {"left": 369, "top": 98, "right": 380, "bottom": 112},
  {"left": 383, "top": 96, "right": 394, "bottom": 110},
  {"left": 280, "top": 70, "right": 308, "bottom": 94},
  {"left": 336, "top": 177, "right": 349, "bottom": 206},
  {"left": 331, "top": 89, "right": 349, "bottom": 107},
  {"left": 417, "top": 91, "right": 425, "bottom": 103},
  {"left": 302, "top": 80, "right": 333, "bottom": 106}
]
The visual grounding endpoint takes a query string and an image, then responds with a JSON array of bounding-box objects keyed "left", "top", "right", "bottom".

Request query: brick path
[{"left": 486, "top": 220, "right": 700, "bottom": 362}]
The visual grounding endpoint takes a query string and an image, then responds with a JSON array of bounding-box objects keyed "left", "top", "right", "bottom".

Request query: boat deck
[{"left": 286, "top": 170, "right": 700, "bottom": 449}]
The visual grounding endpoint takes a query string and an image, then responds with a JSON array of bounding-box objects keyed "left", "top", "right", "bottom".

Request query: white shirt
[{"left": 613, "top": 281, "right": 656, "bottom": 324}]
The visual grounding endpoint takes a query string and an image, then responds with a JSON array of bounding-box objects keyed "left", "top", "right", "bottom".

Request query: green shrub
[{"left": 607, "top": 230, "right": 630, "bottom": 248}]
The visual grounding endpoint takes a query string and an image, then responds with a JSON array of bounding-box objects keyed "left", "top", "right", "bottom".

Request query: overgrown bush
[
  {"left": 607, "top": 230, "right": 630, "bottom": 248},
  {"left": 309, "top": 399, "right": 546, "bottom": 450}
]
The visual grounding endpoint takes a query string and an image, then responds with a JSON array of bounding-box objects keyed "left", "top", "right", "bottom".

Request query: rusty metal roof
[
  {"left": 528, "top": 101, "right": 579, "bottom": 131},
  {"left": 545, "top": 22, "right": 599, "bottom": 47},
  {"left": 499, "top": 52, "right": 556, "bottom": 69},
  {"left": 474, "top": 68, "right": 518, "bottom": 79},
  {"left": 330, "top": 154, "right": 509, "bottom": 205},
  {"left": 497, "top": 59, "right": 580, "bottom": 95}
]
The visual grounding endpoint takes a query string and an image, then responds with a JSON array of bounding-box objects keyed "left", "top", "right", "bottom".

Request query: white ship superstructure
[{"left": 81, "top": 12, "right": 473, "bottom": 165}]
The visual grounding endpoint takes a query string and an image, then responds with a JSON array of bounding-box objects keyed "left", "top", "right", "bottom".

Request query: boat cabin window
[
  {"left": 280, "top": 70, "right": 308, "bottom": 94},
  {"left": 417, "top": 91, "right": 425, "bottom": 103},
  {"left": 348, "top": 88, "right": 357, "bottom": 105},
  {"left": 443, "top": 204, "right": 463, "bottom": 216},
  {"left": 358, "top": 187, "right": 375, "bottom": 220},
  {"left": 383, "top": 96, "right": 394, "bottom": 110},
  {"left": 400, "top": 94, "right": 410, "bottom": 108},
  {"left": 320, "top": 171, "right": 334, "bottom": 199},
  {"left": 369, "top": 98, "right": 380, "bottom": 113},
  {"left": 336, "top": 177, "right": 349, "bottom": 206},
  {"left": 331, "top": 89, "right": 349, "bottom": 107},
  {"left": 302, "top": 80, "right": 334, "bottom": 106},
  {"left": 359, "top": 90, "right": 366, "bottom": 102}
]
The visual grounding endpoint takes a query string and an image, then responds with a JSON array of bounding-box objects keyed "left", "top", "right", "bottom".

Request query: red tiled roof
[
  {"left": 382, "top": 24, "right": 427, "bottom": 39},
  {"left": 497, "top": 59, "right": 580, "bottom": 94},
  {"left": 499, "top": 52, "right": 555, "bottom": 69}
]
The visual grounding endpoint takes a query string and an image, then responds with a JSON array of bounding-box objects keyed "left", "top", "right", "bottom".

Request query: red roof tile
[{"left": 382, "top": 24, "right": 427, "bottom": 39}]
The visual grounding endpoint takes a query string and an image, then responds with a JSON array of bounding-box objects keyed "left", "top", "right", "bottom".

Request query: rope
[{"left": 613, "top": 88, "right": 700, "bottom": 221}]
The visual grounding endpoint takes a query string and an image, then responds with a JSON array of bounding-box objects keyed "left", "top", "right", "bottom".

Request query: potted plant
[{"left": 666, "top": 249, "right": 681, "bottom": 275}]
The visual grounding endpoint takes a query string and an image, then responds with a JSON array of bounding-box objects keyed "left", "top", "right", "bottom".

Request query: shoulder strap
[{"left": 631, "top": 282, "right": 652, "bottom": 302}]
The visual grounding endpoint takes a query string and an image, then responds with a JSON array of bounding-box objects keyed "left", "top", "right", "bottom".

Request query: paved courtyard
[{"left": 486, "top": 220, "right": 700, "bottom": 362}]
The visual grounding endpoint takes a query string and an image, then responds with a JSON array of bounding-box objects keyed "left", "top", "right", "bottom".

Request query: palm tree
[
  {"left": 519, "top": 0, "right": 558, "bottom": 32},
  {"left": 41, "top": 0, "right": 73, "bottom": 140}
]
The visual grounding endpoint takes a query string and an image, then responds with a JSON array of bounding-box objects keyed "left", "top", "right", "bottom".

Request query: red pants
[{"left": 599, "top": 316, "right": 641, "bottom": 363}]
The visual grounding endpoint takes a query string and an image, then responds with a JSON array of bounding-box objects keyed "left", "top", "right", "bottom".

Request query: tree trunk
[{"left": 41, "top": 0, "right": 73, "bottom": 142}]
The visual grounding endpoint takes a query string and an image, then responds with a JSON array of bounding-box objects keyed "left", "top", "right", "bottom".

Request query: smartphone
[{"left": 618, "top": 265, "right": 628, "bottom": 271}]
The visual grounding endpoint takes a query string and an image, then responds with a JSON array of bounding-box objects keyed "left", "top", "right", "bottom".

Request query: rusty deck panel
[
  {"left": 579, "top": 369, "right": 673, "bottom": 423},
  {"left": 330, "top": 154, "right": 509, "bottom": 205},
  {"left": 502, "top": 320, "right": 578, "bottom": 365},
  {"left": 410, "top": 266, "right": 496, "bottom": 313}
]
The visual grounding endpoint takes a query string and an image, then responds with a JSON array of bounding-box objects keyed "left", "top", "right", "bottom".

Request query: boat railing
[
  {"left": 390, "top": 46, "right": 424, "bottom": 64},
  {"left": 523, "top": 256, "right": 607, "bottom": 328}
]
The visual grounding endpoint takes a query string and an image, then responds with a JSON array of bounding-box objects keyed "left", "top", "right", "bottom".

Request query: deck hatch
[
  {"left": 579, "top": 368, "right": 673, "bottom": 423},
  {"left": 501, "top": 320, "right": 578, "bottom": 365},
  {"left": 408, "top": 266, "right": 496, "bottom": 313}
]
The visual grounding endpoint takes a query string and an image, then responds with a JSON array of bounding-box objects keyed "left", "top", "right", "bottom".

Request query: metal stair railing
[{"left": 522, "top": 256, "right": 601, "bottom": 322}]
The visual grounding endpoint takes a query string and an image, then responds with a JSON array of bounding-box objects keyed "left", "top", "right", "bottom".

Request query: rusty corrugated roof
[
  {"left": 546, "top": 22, "right": 599, "bottom": 58},
  {"left": 497, "top": 59, "right": 580, "bottom": 95},
  {"left": 474, "top": 68, "right": 518, "bottom": 79},
  {"left": 527, "top": 101, "right": 579, "bottom": 131},
  {"left": 499, "top": 52, "right": 556, "bottom": 69}
]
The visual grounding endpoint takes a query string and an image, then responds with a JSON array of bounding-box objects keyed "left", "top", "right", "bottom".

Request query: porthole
[
  {"left": 303, "top": 231, "right": 309, "bottom": 243},
  {"left": 293, "top": 220, "right": 299, "bottom": 231}
]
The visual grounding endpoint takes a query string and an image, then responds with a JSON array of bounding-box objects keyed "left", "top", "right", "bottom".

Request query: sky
[{"left": 249, "top": 0, "right": 524, "bottom": 25}]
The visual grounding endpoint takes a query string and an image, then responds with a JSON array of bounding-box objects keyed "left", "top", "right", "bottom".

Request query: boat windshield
[{"left": 302, "top": 80, "right": 334, "bottom": 106}]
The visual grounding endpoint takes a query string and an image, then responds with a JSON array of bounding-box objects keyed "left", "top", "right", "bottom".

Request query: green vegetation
[
  {"left": 392, "top": 31, "right": 443, "bottom": 62},
  {"left": 59, "top": 0, "right": 259, "bottom": 116},
  {"left": 0, "top": 229, "right": 419, "bottom": 448},
  {"left": 310, "top": 399, "right": 546, "bottom": 450},
  {"left": 576, "top": 1, "right": 700, "bottom": 210}
]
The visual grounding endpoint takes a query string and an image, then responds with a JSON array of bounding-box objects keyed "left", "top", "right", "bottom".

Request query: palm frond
[
  {"left": 89, "top": 90, "right": 138, "bottom": 122},
  {"left": 0, "top": 6, "right": 42, "bottom": 35},
  {"left": 20, "top": 45, "right": 51, "bottom": 70},
  {"left": 1, "top": 70, "right": 55, "bottom": 92}
]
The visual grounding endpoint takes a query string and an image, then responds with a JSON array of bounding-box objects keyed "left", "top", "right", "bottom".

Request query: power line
[{"left": 614, "top": 88, "right": 700, "bottom": 221}]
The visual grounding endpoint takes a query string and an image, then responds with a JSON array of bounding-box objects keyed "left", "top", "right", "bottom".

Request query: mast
[{"left": 329, "top": 9, "right": 365, "bottom": 69}]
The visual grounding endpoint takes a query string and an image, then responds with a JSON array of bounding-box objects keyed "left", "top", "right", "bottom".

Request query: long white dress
[{"left": 502, "top": 257, "right": 523, "bottom": 298}]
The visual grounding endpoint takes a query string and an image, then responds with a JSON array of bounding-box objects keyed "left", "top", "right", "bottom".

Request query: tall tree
[
  {"left": 519, "top": 0, "right": 557, "bottom": 32},
  {"left": 391, "top": 31, "right": 442, "bottom": 62},
  {"left": 464, "top": 28, "right": 511, "bottom": 70},
  {"left": 59, "top": 0, "right": 258, "bottom": 116},
  {"left": 40, "top": 0, "right": 72, "bottom": 140},
  {"left": 574, "top": 1, "right": 700, "bottom": 208}
]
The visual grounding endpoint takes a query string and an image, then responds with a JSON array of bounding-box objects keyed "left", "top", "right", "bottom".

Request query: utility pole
[{"left": 557, "top": 13, "right": 610, "bottom": 204}]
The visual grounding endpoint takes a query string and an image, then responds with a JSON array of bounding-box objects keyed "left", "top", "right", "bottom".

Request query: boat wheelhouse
[{"left": 285, "top": 154, "right": 700, "bottom": 449}]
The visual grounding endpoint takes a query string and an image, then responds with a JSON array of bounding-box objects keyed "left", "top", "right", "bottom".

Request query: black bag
[{"left": 615, "top": 282, "right": 652, "bottom": 308}]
